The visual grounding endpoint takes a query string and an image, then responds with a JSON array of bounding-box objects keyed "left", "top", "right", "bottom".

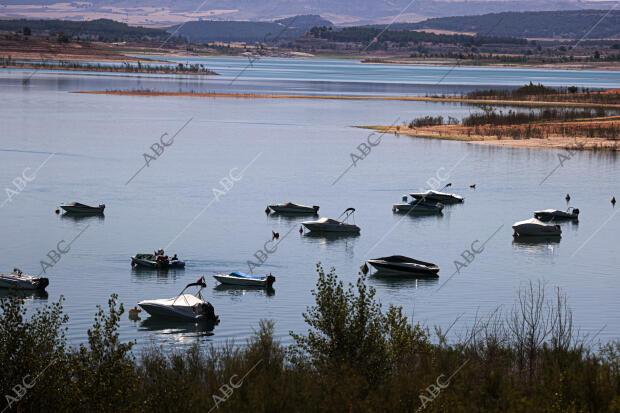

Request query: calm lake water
[{"left": 1, "top": 57, "right": 619, "bottom": 350}]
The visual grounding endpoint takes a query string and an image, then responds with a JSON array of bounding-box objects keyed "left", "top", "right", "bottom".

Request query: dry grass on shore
[{"left": 363, "top": 117, "right": 620, "bottom": 151}]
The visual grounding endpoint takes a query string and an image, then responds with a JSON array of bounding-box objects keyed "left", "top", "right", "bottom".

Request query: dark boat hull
[{"left": 368, "top": 256, "right": 439, "bottom": 277}]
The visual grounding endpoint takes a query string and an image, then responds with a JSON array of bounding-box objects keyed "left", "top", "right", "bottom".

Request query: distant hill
[
  {"left": 169, "top": 15, "right": 333, "bottom": 43},
  {"left": 274, "top": 14, "right": 332, "bottom": 29},
  {"left": 0, "top": 18, "right": 178, "bottom": 42},
  {"left": 0, "top": 0, "right": 616, "bottom": 26},
  {"left": 381, "top": 10, "right": 620, "bottom": 39}
]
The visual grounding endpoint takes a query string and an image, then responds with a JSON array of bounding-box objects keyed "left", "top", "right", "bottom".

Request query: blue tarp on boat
[{"left": 231, "top": 271, "right": 263, "bottom": 280}]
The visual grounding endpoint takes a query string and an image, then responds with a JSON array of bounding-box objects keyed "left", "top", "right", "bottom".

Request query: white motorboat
[
  {"left": 60, "top": 202, "right": 105, "bottom": 214},
  {"left": 268, "top": 202, "right": 319, "bottom": 214},
  {"left": 302, "top": 208, "right": 360, "bottom": 233},
  {"left": 0, "top": 268, "right": 49, "bottom": 290},
  {"left": 409, "top": 190, "right": 464, "bottom": 204},
  {"left": 534, "top": 207, "right": 579, "bottom": 221},
  {"left": 512, "top": 218, "right": 562, "bottom": 237},
  {"left": 367, "top": 256, "right": 440, "bottom": 277},
  {"left": 138, "top": 277, "right": 218, "bottom": 322},
  {"left": 393, "top": 196, "right": 443, "bottom": 213},
  {"left": 213, "top": 271, "right": 275, "bottom": 288}
]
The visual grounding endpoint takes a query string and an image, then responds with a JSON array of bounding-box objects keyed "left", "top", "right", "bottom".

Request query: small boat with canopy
[
  {"left": 138, "top": 277, "right": 218, "bottom": 322},
  {"left": 301, "top": 208, "right": 360, "bottom": 233}
]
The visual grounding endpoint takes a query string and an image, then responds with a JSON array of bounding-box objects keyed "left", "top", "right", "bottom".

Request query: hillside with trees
[
  {"left": 309, "top": 26, "right": 527, "bottom": 46},
  {"left": 169, "top": 15, "right": 333, "bottom": 43},
  {"left": 382, "top": 10, "right": 620, "bottom": 39},
  {"left": 0, "top": 18, "right": 180, "bottom": 42}
]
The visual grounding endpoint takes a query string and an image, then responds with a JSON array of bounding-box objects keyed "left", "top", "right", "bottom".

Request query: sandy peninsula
[{"left": 361, "top": 118, "right": 620, "bottom": 151}]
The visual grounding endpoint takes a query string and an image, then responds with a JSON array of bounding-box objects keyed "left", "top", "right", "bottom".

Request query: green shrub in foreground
[{"left": 1, "top": 264, "right": 619, "bottom": 412}]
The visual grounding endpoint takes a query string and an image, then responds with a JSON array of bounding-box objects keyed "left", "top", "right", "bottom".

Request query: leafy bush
[{"left": 290, "top": 264, "right": 431, "bottom": 386}]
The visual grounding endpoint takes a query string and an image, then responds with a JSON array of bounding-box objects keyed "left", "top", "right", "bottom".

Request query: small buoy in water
[
  {"left": 470, "top": 184, "right": 476, "bottom": 189},
  {"left": 272, "top": 230, "right": 279, "bottom": 240},
  {"left": 360, "top": 263, "right": 369, "bottom": 275},
  {"left": 299, "top": 226, "right": 303, "bottom": 234},
  {"left": 612, "top": 197, "right": 616, "bottom": 206},
  {"left": 565, "top": 194, "right": 571, "bottom": 202},
  {"left": 55, "top": 208, "right": 60, "bottom": 214},
  {"left": 265, "top": 206, "right": 270, "bottom": 214}
]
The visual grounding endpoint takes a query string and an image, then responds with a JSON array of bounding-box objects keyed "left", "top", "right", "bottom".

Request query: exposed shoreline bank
[{"left": 70, "top": 90, "right": 620, "bottom": 108}]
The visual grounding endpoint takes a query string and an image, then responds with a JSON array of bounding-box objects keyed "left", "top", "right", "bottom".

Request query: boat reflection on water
[
  {"left": 130, "top": 266, "right": 185, "bottom": 282},
  {"left": 563, "top": 219, "right": 580, "bottom": 232},
  {"left": 138, "top": 317, "right": 218, "bottom": 338},
  {"left": 267, "top": 213, "right": 317, "bottom": 223},
  {"left": 512, "top": 235, "right": 561, "bottom": 254},
  {"left": 0, "top": 288, "right": 49, "bottom": 301},
  {"left": 393, "top": 211, "right": 445, "bottom": 225},
  {"left": 302, "top": 231, "right": 360, "bottom": 243},
  {"left": 214, "top": 283, "right": 275, "bottom": 297},
  {"left": 303, "top": 231, "right": 359, "bottom": 258},
  {"left": 394, "top": 209, "right": 444, "bottom": 218},
  {"left": 60, "top": 212, "right": 105, "bottom": 222},
  {"left": 369, "top": 270, "right": 439, "bottom": 289}
]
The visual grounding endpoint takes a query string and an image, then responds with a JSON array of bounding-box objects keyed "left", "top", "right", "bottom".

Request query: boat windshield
[
  {"left": 336, "top": 208, "right": 356, "bottom": 224},
  {"left": 172, "top": 281, "right": 206, "bottom": 306}
]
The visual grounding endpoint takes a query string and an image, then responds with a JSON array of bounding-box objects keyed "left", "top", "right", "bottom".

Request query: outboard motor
[
  {"left": 202, "top": 302, "right": 216, "bottom": 320},
  {"left": 34, "top": 278, "right": 49, "bottom": 290},
  {"left": 266, "top": 274, "right": 276, "bottom": 287},
  {"left": 573, "top": 208, "right": 580, "bottom": 216},
  {"left": 194, "top": 302, "right": 218, "bottom": 322}
]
